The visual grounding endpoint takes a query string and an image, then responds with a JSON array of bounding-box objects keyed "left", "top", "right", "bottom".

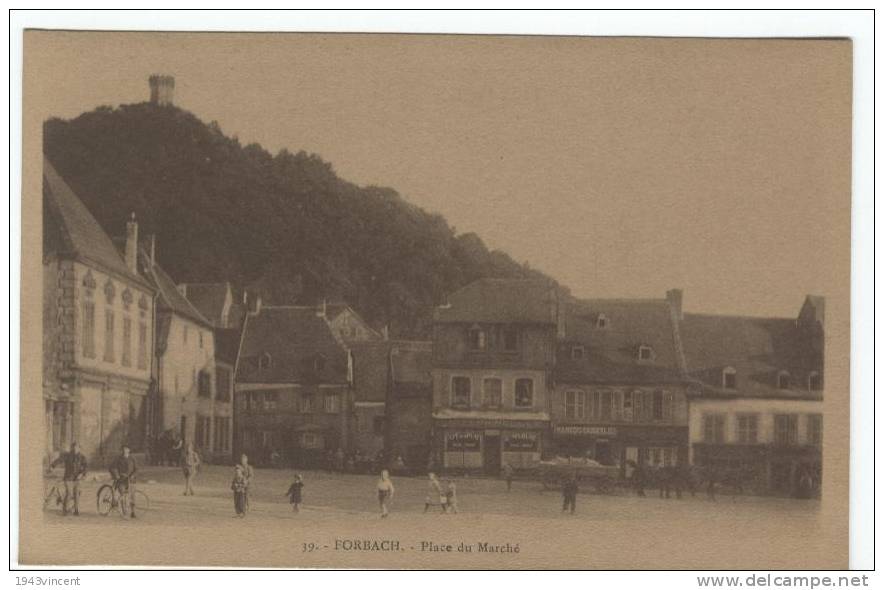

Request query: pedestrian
[
  {"left": 562, "top": 472, "right": 578, "bottom": 515},
  {"left": 502, "top": 463, "right": 514, "bottom": 492},
  {"left": 376, "top": 469, "right": 395, "bottom": 518},
  {"left": 445, "top": 480, "right": 459, "bottom": 514},
  {"left": 633, "top": 461, "right": 646, "bottom": 497},
  {"left": 170, "top": 434, "right": 183, "bottom": 467},
  {"left": 286, "top": 473, "right": 304, "bottom": 512},
  {"left": 182, "top": 442, "right": 201, "bottom": 496},
  {"left": 109, "top": 444, "right": 138, "bottom": 519},
  {"left": 424, "top": 472, "right": 444, "bottom": 513},
  {"left": 49, "top": 441, "right": 88, "bottom": 516},
  {"left": 239, "top": 453, "right": 255, "bottom": 512},
  {"left": 335, "top": 447, "right": 345, "bottom": 472},
  {"left": 706, "top": 467, "right": 718, "bottom": 501},
  {"left": 231, "top": 465, "right": 247, "bottom": 517}
]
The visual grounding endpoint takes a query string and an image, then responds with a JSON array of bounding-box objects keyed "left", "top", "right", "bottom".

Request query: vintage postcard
[{"left": 19, "top": 30, "right": 852, "bottom": 569}]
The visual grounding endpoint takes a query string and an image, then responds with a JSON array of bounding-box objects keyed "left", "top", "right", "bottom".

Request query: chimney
[
  {"left": 666, "top": 289, "right": 683, "bottom": 321},
  {"left": 125, "top": 212, "right": 138, "bottom": 274},
  {"left": 148, "top": 74, "right": 176, "bottom": 106}
]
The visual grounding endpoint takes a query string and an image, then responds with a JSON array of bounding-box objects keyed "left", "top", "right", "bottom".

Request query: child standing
[
  {"left": 445, "top": 480, "right": 458, "bottom": 514},
  {"left": 231, "top": 465, "right": 247, "bottom": 517},
  {"left": 377, "top": 469, "right": 395, "bottom": 518},
  {"left": 286, "top": 473, "right": 304, "bottom": 512}
]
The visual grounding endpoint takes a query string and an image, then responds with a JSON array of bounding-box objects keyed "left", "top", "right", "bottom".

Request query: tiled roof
[
  {"left": 435, "top": 278, "right": 558, "bottom": 324},
  {"left": 555, "top": 298, "right": 684, "bottom": 385},
  {"left": 43, "top": 157, "right": 150, "bottom": 289},
  {"left": 179, "top": 282, "right": 231, "bottom": 327},
  {"left": 680, "top": 311, "right": 823, "bottom": 400},
  {"left": 139, "top": 251, "right": 212, "bottom": 328},
  {"left": 236, "top": 306, "right": 349, "bottom": 384}
]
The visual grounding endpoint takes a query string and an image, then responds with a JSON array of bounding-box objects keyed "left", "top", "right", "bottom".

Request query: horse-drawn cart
[{"left": 538, "top": 457, "right": 621, "bottom": 493}]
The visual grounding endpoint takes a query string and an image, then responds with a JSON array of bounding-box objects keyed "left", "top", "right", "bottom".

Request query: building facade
[
  {"left": 43, "top": 159, "right": 156, "bottom": 465},
  {"left": 135, "top": 251, "right": 222, "bottom": 459},
  {"left": 680, "top": 296, "right": 825, "bottom": 495},
  {"left": 551, "top": 291, "right": 690, "bottom": 473},
  {"left": 431, "top": 279, "right": 559, "bottom": 474},
  {"left": 177, "top": 281, "right": 246, "bottom": 463},
  {"left": 233, "top": 302, "right": 352, "bottom": 467},
  {"left": 386, "top": 340, "right": 433, "bottom": 471}
]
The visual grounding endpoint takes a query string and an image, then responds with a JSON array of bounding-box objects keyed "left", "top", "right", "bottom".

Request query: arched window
[
  {"left": 777, "top": 370, "right": 791, "bottom": 390},
  {"left": 722, "top": 366, "right": 737, "bottom": 390},
  {"left": 596, "top": 314, "right": 609, "bottom": 329},
  {"left": 258, "top": 352, "right": 272, "bottom": 370}
]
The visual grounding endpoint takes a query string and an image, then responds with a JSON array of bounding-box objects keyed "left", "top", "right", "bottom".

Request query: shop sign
[
  {"left": 504, "top": 431, "right": 538, "bottom": 451},
  {"left": 554, "top": 425, "right": 617, "bottom": 436},
  {"left": 446, "top": 431, "right": 481, "bottom": 451}
]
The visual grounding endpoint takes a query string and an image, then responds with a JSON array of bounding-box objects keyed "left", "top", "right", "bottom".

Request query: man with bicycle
[
  {"left": 49, "top": 441, "right": 87, "bottom": 516},
  {"left": 109, "top": 444, "right": 138, "bottom": 518}
]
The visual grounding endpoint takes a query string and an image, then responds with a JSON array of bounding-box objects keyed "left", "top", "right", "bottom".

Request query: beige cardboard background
[{"left": 19, "top": 32, "right": 852, "bottom": 569}]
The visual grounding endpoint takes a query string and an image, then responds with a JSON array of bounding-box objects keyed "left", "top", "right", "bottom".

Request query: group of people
[
  {"left": 423, "top": 472, "right": 458, "bottom": 514},
  {"left": 48, "top": 441, "right": 139, "bottom": 518}
]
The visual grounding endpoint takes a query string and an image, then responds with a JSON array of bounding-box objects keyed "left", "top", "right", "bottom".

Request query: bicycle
[
  {"left": 43, "top": 480, "right": 65, "bottom": 512},
  {"left": 96, "top": 479, "right": 150, "bottom": 517}
]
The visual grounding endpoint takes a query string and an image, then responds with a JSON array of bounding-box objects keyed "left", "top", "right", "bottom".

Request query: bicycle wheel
[
  {"left": 43, "top": 485, "right": 60, "bottom": 511},
  {"left": 134, "top": 489, "right": 150, "bottom": 510},
  {"left": 96, "top": 484, "right": 114, "bottom": 516}
]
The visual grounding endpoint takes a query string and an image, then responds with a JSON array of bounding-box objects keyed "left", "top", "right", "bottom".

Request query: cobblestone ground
[{"left": 36, "top": 464, "right": 828, "bottom": 569}]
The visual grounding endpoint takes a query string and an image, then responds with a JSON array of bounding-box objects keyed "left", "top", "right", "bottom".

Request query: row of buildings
[{"left": 42, "top": 157, "right": 824, "bottom": 495}]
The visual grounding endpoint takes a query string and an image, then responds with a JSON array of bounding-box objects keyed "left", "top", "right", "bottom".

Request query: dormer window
[
  {"left": 777, "top": 370, "right": 791, "bottom": 390},
  {"left": 596, "top": 314, "right": 609, "bottom": 329},
  {"left": 723, "top": 366, "right": 737, "bottom": 390},
  {"left": 637, "top": 345, "right": 653, "bottom": 361},
  {"left": 571, "top": 345, "right": 585, "bottom": 360},
  {"left": 258, "top": 352, "right": 272, "bottom": 370},
  {"left": 313, "top": 354, "right": 326, "bottom": 373},
  {"left": 808, "top": 371, "right": 822, "bottom": 391},
  {"left": 468, "top": 326, "right": 486, "bottom": 351}
]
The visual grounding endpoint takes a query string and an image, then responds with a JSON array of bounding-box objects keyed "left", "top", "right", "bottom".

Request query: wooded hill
[{"left": 44, "top": 103, "right": 562, "bottom": 337}]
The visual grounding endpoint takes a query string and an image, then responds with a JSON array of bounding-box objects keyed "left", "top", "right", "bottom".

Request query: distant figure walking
[
  {"left": 706, "top": 467, "right": 718, "bottom": 501},
  {"left": 632, "top": 461, "right": 646, "bottom": 497},
  {"left": 231, "top": 465, "right": 247, "bottom": 517},
  {"left": 562, "top": 473, "right": 579, "bottom": 514},
  {"left": 286, "top": 473, "right": 304, "bottom": 512},
  {"left": 424, "top": 472, "right": 444, "bottom": 513},
  {"left": 502, "top": 463, "right": 514, "bottom": 492},
  {"left": 182, "top": 442, "right": 201, "bottom": 496},
  {"left": 377, "top": 469, "right": 395, "bottom": 518},
  {"left": 239, "top": 453, "right": 255, "bottom": 511},
  {"left": 445, "top": 480, "right": 459, "bottom": 514}
]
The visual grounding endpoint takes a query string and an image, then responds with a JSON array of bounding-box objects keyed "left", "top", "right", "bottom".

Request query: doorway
[{"left": 484, "top": 435, "right": 501, "bottom": 474}]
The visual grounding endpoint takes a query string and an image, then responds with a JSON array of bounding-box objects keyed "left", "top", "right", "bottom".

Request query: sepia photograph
[{"left": 12, "top": 10, "right": 870, "bottom": 574}]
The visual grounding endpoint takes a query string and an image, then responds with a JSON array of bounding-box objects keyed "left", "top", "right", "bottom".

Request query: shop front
[
  {"left": 551, "top": 423, "right": 688, "bottom": 475},
  {"left": 434, "top": 416, "right": 549, "bottom": 474}
]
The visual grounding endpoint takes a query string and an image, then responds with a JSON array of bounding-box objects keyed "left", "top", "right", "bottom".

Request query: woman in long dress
[{"left": 377, "top": 469, "right": 395, "bottom": 518}]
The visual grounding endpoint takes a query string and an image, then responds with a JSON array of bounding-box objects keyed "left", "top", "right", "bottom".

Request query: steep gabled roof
[
  {"left": 179, "top": 282, "right": 232, "bottom": 327},
  {"left": 680, "top": 311, "right": 823, "bottom": 400},
  {"left": 556, "top": 298, "right": 684, "bottom": 385},
  {"left": 43, "top": 157, "right": 151, "bottom": 290},
  {"left": 434, "top": 278, "right": 558, "bottom": 324},
  {"left": 236, "top": 306, "right": 349, "bottom": 384}
]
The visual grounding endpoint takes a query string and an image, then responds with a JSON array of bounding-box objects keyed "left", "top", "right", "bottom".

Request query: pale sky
[{"left": 28, "top": 32, "right": 852, "bottom": 317}]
